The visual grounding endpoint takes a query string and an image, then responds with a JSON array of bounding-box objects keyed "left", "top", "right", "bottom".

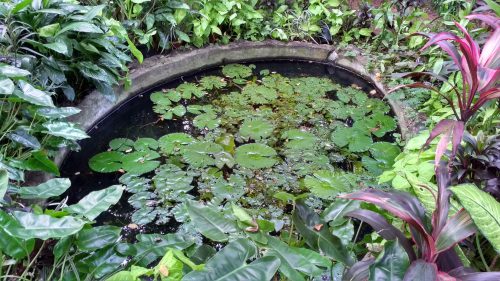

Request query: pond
[{"left": 60, "top": 60, "right": 401, "bottom": 240}]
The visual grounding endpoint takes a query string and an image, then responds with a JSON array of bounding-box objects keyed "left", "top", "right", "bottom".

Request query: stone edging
[{"left": 60, "top": 40, "right": 414, "bottom": 165}]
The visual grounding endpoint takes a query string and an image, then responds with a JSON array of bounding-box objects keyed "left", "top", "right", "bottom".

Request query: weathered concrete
[{"left": 59, "top": 40, "right": 414, "bottom": 165}]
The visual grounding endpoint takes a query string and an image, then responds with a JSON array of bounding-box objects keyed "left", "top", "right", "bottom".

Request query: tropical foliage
[{"left": 1, "top": 0, "right": 499, "bottom": 280}]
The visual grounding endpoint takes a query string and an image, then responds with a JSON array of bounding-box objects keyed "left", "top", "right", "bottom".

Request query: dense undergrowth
[{"left": 0, "top": 0, "right": 499, "bottom": 280}]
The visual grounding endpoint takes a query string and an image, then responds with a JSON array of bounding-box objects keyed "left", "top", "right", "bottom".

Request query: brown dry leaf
[
  {"left": 314, "top": 224, "right": 323, "bottom": 231},
  {"left": 127, "top": 223, "right": 139, "bottom": 229}
]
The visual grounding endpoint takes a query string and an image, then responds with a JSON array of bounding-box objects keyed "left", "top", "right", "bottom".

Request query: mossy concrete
[{"left": 60, "top": 40, "right": 415, "bottom": 165}]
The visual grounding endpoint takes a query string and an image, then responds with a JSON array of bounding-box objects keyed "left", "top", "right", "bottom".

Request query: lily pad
[
  {"left": 222, "top": 64, "right": 254, "bottom": 79},
  {"left": 239, "top": 118, "right": 274, "bottom": 140},
  {"left": 89, "top": 151, "right": 124, "bottom": 173},
  {"left": 235, "top": 144, "right": 277, "bottom": 169},
  {"left": 158, "top": 133, "right": 196, "bottom": 155}
]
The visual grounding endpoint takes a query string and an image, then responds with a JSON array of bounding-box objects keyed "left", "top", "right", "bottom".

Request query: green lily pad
[
  {"left": 158, "top": 133, "right": 196, "bottom": 155},
  {"left": 235, "top": 143, "right": 277, "bottom": 169},
  {"left": 89, "top": 151, "right": 124, "bottom": 173},
  {"left": 239, "top": 118, "right": 274, "bottom": 140}
]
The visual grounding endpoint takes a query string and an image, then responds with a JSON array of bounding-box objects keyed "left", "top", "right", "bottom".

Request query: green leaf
[
  {"left": 0, "top": 65, "right": 30, "bottom": 78},
  {"left": 134, "top": 138, "right": 158, "bottom": 151},
  {"left": 186, "top": 201, "right": 238, "bottom": 242},
  {"left": 11, "top": 0, "right": 32, "bottom": 13},
  {"left": 153, "top": 164, "right": 194, "bottom": 193},
  {"left": 183, "top": 239, "right": 280, "bottom": 281},
  {"left": 358, "top": 28, "right": 372, "bottom": 36},
  {"left": 16, "top": 81, "right": 54, "bottom": 107},
  {"left": 37, "top": 107, "right": 81, "bottom": 118},
  {"left": 110, "top": 138, "right": 134, "bottom": 151},
  {"left": 222, "top": 64, "right": 254, "bottom": 79},
  {"left": 175, "top": 30, "right": 191, "bottom": 42},
  {"left": 193, "top": 112, "right": 220, "bottom": 130},
  {"left": 4, "top": 211, "right": 85, "bottom": 240},
  {"left": 304, "top": 170, "right": 352, "bottom": 199},
  {"left": 182, "top": 142, "right": 224, "bottom": 168},
  {"left": 25, "top": 150, "right": 59, "bottom": 175},
  {"left": 0, "top": 169, "right": 8, "bottom": 201},
  {"left": 66, "top": 185, "right": 124, "bottom": 221},
  {"left": 0, "top": 78, "right": 14, "bottom": 95},
  {"left": 451, "top": 184, "right": 500, "bottom": 252},
  {"left": 43, "top": 122, "right": 89, "bottom": 140},
  {"left": 235, "top": 143, "right": 277, "bottom": 169},
  {"left": 56, "top": 22, "right": 103, "bottom": 36},
  {"left": 89, "top": 151, "right": 124, "bottom": 173},
  {"left": 158, "top": 133, "right": 195, "bottom": 155},
  {"left": 126, "top": 37, "right": 143, "bottom": 64},
  {"left": 199, "top": 76, "right": 226, "bottom": 90},
  {"left": 266, "top": 236, "right": 330, "bottom": 281},
  {"left": 0, "top": 211, "right": 34, "bottom": 260},
  {"left": 322, "top": 199, "right": 360, "bottom": 225},
  {"left": 292, "top": 201, "right": 355, "bottom": 266},
  {"left": 177, "top": 82, "right": 206, "bottom": 99},
  {"left": 38, "top": 23, "right": 60, "bottom": 37},
  {"left": 171, "top": 104, "right": 186, "bottom": 116},
  {"left": 282, "top": 129, "right": 317, "bottom": 150},
  {"left": 155, "top": 250, "right": 183, "bottom": 280},
  {"left": 239, "top": 118, "right": 274, "bottom": 140},
  {"left": 76, "top": 225, "right": 121, "bottom": 252},
  {"left": 242, "top": 84, "right": 277, "bottom": 104},
  {"left": 44, "top": 41, "right": 69, "bottom": 55},
  {"left": 369, "top": 240, "right": 410, "bottom": 281},
  {"left": 18, "top": 178, "right": 70, "bottom": 199},
  {"left": 121, "top": 150, "right": 160, "bottom": 175}
]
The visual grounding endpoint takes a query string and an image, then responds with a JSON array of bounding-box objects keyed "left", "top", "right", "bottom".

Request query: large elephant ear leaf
[
  {"left": 183, "top": 239, "right": 280, "bottom": 281},
  {"left": 65, "top": 185, "right": 125, "bottom": 221},
  {"left": 450, "top": 184, "right": 500, "bottom": 252},
  {"left": 185, "top": 201, "right": 238, "bottom": 242}
]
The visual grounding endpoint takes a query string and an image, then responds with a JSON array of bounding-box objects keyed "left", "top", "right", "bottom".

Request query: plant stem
[
  {"left": 287, "top": 202, "right": 296, "bottom": 245},
  {"left": 19, "top": 241, "right": 46, "bottom": 280},
  {"left": 476, "top": 234, "right": 490, "bottom": 272}
]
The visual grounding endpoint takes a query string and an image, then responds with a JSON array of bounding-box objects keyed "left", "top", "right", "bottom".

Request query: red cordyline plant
[
  {"left": 392, "top": 14, "right": 499, "bottom": 165},
  {"left": 337, "top": 15, "right": 500, "bottom": 281}
]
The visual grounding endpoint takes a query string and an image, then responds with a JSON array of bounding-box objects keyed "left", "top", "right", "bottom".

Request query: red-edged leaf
[
  {"left": 345, "top": 209, "right": 416, "bottom": 261},
  {"left": 432, "top": 163, "right": 452, "bottom": 240},
  {"left": 423, "top": 120, "right": 464, "bottom": 166},
  {"left": 403, "top": 260, "right": 438, "bottom": 281},
  {"left": 339, "top": 189, "right": 435, "bottom": 260},
  {"left": 435, "top": 209, "right": 476, "bottom": 253},
  {"left": 449, "top": 266, "right": 500, "bottom": 281},
  {"left": 466, "top": 14, "right": 500, "bottom": 29},
  {"left": 471, "top": 87, "right": 500, "bottom": 113},
  {"left": 437, "top": 271, "right": 457, "bottom": 281},
  {"left": 477, "top": 67, "right": 500, "bottom": 94},
  {"left": 479, "top": 29, "right": 500, "bottom": 69},
  {"left": 343, "top": 258, "right": 375, "bottom": 281}
]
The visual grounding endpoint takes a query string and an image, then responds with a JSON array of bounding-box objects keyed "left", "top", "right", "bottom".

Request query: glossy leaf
[
  {"left": 66, "top": 185, "right": 124, "bottom": 221},
  {"left": 43, "top": 121, "right": 89, "bottom": 140},
  {"left": 186, "top": 201, "right": 237, "bottom": 242},
  {"left": 369, "top": 240, "right": 410, "bottom": 281},
  {"left": 183, "top": 239, "right": 280, "bottom": 281},
  {"left": 450, "top": 184, "right": 500, "bottom": 252},
  {"left": 18, "top": 178, "right": 71, "bottom": 199},
  {"left": 0, "top": 169, "right": 7, "bottom": 201},
  {"left": 17, "top": 81, "right": 55, "bottom": 107},
  {"left": 402, "top": 260, "right": 437, "bottom": 281},
  {"left": 292, "top": 201, "right": 355, "bottom": 266},
  {"left": 76, "top": 225, "right": 121, "bottom": 252},
  {"left": 4, "top": 211, "right": 85, "bottom": 240},
  {"left": 235, "top": 143, "right": 277, "bottom": 169},
  {"left": 89, "top": 151, "right": 124, "bottom": 173}
]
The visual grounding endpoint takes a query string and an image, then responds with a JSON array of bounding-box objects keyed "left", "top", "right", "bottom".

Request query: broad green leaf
[
  {"left": 322, "top": 199, "right": 360, "bottom": 225},
  {"left": 186, "top": 201, "right": 237, "bottom": 242},
  {"left": 0, "top": 211, "right": 34, "bottom": 260},
  {"left": 282, "top": 129, "right": 317, "bottom": 150},
  {"left": 369, "top": 240, "right": 409, "bottom": 281},
  {"left": 222, "top": 64, "right": 254, "bottom": 79},
  {"left": 76, "top": 225, "right": 121, "bottom": 252},
  {"left": 0, "top": 169, "right": 7, "bottom": 201},
  {"left": 239, "top": 118, "right": 274, "bottom": 140},
  {"left": 451, "top": 184, "right": 500, "bottom": 252},
  {"left": 7, "top": 130, "right": 40, "bottom": 149},
  {"left": 18, "top": 178, "right": 70, "bottom": 199},
  {"left": 44, "top": 41, "right": 69, "bottom": 55},
  {"left": 24, "top": 150, "right": 60, "bottom": 175},
  {"left": 17, "top": 81, "right": 55, "bottom": 107},
  {"left": 126, "top": 37, "right": 143, "bottom": 64},
  {"left": 183, "top": 239, "right": 280, "bottom": 281},
  {"left": 158, "top": 133, "right": 195, "bottom": 155},
  {"left": 266, "top": 236, "right": 330, "bottom": 281},
  {"left": 56, "top": 22, "right": 103, "bottom": 36},
  {"left": 37, "top": 107, "right": 81, "bottom": 118},
  {"left": 43, "top": 122, "right": 89, "bottom": 140},
  {"left": 235, "top": 143, "right": 277, "bottom": 169},
  {"left": 89, "top": 151, "right": 123, "bottom": 173},
  {"left": 0, "top": 65, "right": 30, "bottom": 78},
  {"left": 292, "top": 201, "right": 355, "bottom": 266},
  {"left": 121, "top": 150, "right": 160, "bottom": 175},
  {"left": 200, "top": 76, "right": 226, "bottom": 90},
  {"left": 109, "top": 138, "right": 134, "bottom": 151},
  {"left": 304, "top": 170, "right": 352, "bottom": 199},
  {"left": 0, "top": 78, "right": 14, "bottom": 95},
  {"left": 182, "top": 142, "right": 224, "bottom": 168},
  {"left": 155, "top": 250, "right": 183, "bottom": 281},
  {"left": 38, "top": 23, "right": 60, "bottom": 37},
  {"left": 5, "top": 211, "right": 85, "bottom": 240},
  {"left": 66, "top": 185, "right": 124, "bottom": 220},
  {"left": 11, "top": 0, "right": 32, "bottom": 13},
  {"left": 153, "top": 164, "right": 194, "bottom": 193}
]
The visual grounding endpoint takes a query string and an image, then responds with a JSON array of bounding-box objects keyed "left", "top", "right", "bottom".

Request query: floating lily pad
[
  {"left": 282, "top": 129, "right": 317, "bottom": 150},
  {"left": 177, "top": 82, "right": 206, "bottom": 99},
  {"left": 182, "top": 142, "right": 224, "bottom": 168},
  {"left": 239, "top": 118, "right": 274, "bottom": 140},
  {"left": 222, "top": 64, "right": 254, "bottom": 79},
  {"left": 235, "top": 143, "right": 277, "bottom": 169},
  {"left": 200, "top": 76, "right": 227, "bottom": 90},
  {"left": 89, "top": 151, "right": 124, "bottom": 173},
  {"left": 158, "top": 133, "right": 196, "bottom": 155},
  {"left": 242, "top": 84, "right": 277, "bottom": 105}
]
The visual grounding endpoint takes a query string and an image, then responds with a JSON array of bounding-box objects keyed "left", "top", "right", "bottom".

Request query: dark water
[{"left": 60, "top": 60, "right": 382, "bottom": 228}]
